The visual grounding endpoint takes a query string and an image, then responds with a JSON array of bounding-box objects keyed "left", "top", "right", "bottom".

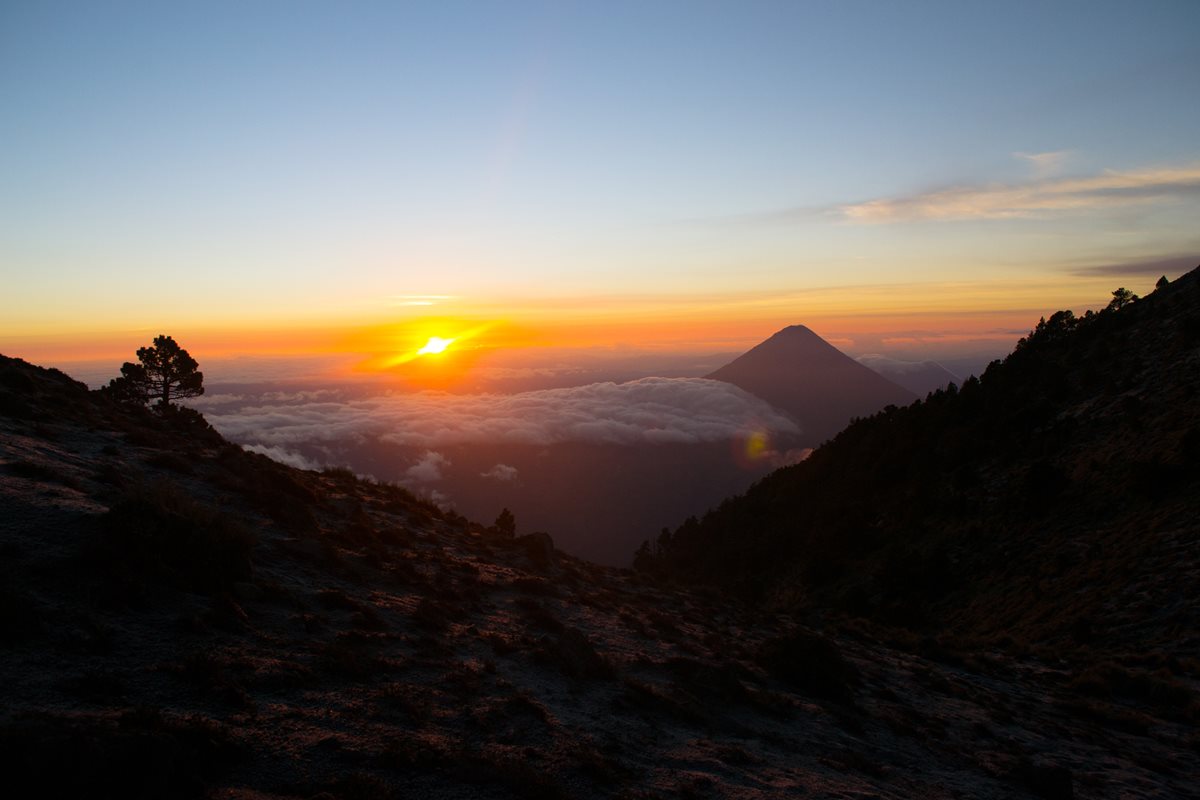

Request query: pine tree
[
  {"left": 493, "top": 507, "right": 516, "bottom": 538},
  {"left": 1106, "top": 287, "right": 1138, "bottom": 311},
  {"left": 106, "top": 335, "right": 204, "bottom": 408}
]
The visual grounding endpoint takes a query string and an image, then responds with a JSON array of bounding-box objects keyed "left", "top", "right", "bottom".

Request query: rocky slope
[{"left": 1, "top": 347, "right": 1197, "bottom": 798}]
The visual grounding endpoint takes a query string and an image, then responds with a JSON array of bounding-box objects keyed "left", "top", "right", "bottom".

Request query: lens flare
[{"left": 744, "top": 430, "right": 769, "bottom": 461}]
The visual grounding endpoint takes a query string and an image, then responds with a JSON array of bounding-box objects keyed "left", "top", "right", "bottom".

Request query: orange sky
[
  {"left": 1, "top": 273, "right": 1152, "bottom": 382},
  {"left": 4, "top": 3, "right": 1197, "bottom": 389}
]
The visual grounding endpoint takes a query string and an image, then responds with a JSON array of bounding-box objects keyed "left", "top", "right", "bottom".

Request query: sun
[
  {"left": 352, "top": 321, "right": 494, "bottom": 374},
  {"left": 417, "top": 336, "right": 455, "bottom": 356}
]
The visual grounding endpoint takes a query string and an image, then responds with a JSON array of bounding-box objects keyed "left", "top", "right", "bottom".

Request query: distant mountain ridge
[
  {"left": 707, "top": 325, "right": 916, "bottom": 443},
  {"left": 855, "top": 354, "right": 961, "bottom": 396}
]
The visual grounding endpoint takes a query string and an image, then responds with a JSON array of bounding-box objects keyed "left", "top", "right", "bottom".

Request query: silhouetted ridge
[
  {"left": 706, "top": 324, "right": 916, "bottom": 443},
  {"left": 652, "top": 267, "right": 1200, "bottom": 657}
]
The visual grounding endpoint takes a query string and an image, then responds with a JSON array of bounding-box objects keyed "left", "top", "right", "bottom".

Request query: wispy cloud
[
  {"left": 839, "top": 163, "right": 1200, "bottom": 223},
  {"left": 480, "top": 463, "right": 519, "bottom": 481},
  {"left": 1013, "top": 150, "right": 1071, "bottom": 178},
  {"left": 388, "top": 295, "right": 455, "bottom": 307},
  {"left": 1069, "top": 255, "right": 1198, "bottom": 278},
  {"left": 243, "top": 443, "right": 324, "bottom": 471}
]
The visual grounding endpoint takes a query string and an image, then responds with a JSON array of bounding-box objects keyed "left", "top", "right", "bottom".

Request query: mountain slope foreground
[{"left": 2, "top": 349, "right": 1197, "bottom": 797}]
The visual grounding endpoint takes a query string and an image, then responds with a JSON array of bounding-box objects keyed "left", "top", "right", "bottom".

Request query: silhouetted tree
[
  {"left": 494, "top": 507, "right": 516, "bottom": 538},
  {"left": 106, "top": 335, "right": 204, "bottom": 408},
  {"left": 656, "top": 526, "right": 673, "bottom": 553},
  {"left": 1017, "top": 310, "right": 1078, "bottom": 351},
  {"left": 1156, "top": 275, "right": 1170, "bottom": 291},
  {"left": 1107, "top": 287, "right": 1138, "bottom": 311},
  {"left": 633, "top": 540, "right": 654, "bottom": 572}
]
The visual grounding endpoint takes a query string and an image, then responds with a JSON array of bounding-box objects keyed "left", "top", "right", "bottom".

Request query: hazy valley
[{"left": 183, "top": 328, "right": 954, "bottom": 565}]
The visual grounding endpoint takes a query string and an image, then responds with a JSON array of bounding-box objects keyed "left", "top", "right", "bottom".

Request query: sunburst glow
[
  {"left": 353, "top": 322, "right": 496, "bottom": 376},
  {"left": 417, "top": 336, "right": 455, "bottom": 355}
]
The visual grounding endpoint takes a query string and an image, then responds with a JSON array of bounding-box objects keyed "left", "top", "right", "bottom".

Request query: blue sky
[{"left": 2, "top": 0, "right": 1198, "bottom": 349}]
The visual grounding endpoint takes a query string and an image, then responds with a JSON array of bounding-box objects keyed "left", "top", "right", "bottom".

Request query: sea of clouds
[{"left": 190, "top": 377, "right": 801, "bottom": 470}]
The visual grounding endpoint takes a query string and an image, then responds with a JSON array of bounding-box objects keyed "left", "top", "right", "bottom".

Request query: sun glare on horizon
[{"left": 417, "top": 336, "right": 455, "bottom": 356}]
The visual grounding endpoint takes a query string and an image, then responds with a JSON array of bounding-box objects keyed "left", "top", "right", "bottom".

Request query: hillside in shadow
[{"left": 645, "top": 270, "right": 1200, "bottom": 664}]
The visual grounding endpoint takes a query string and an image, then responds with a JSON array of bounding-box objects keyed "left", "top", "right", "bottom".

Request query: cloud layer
[
  {"left": 839, "top": 164, "right": 1200, "bottom": 223},
  {"left": 857, "top": 354, "right": 942, "bottom": 375},
  {"left": 405, "top": 451, "right": 450, "bottom": 482},
  {"left": 481, "top": 463, "right": 519, "bottom": 481},
  {"left": 1069, "top": 255, "right": 1199, "bottom": 278},
  {"left": 192, "top": 377, "right": 800, "bottom": 453},
  {"left": 1013, "top": 150, "right": 1070, "bottom": 178},
  {"left": 243, "top": 443, "right": 325, "bottom": 471}
]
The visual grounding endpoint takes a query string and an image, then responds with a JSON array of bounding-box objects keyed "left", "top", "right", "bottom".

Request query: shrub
[
  {"left": 3, "top": 459, "right": 79, "bottom": 488},
  {"left": 514, "top": 597, "right": 564, "bottom": 633},
  {"left": 144, "top": 451, "right": 194, "bottom": 474},
  {"left": 0, "top": 710, "right": 240, "bottom": 800},
  {"left": 493, "top": 507, "right": 516, "bottom": 538},
  {"left": 410, "top": 596, "right": 451, "bottom": 634},
  {"left": 0, "top": 586, "right": 43, "bottom": 642},
  {"left": 322, "top": 465, "right": 358, "bottom": 482},
  {"left": 534, "top": 626, "right": 612, "bottom": 680},
  {"left": 98, "top": 481, "right": 255, "bottom": 594},
  {"left": 1070, "top": 661, "right": 1194, "bottom": 715},
  {"left": 665, "top": 656, "right": 751, "bottom": 704},
  {"left": 318, "top": 633, "right": 388, "bottom": 679},
  {"left": 756, "top": 630, "right": 861, "bottom": 703},
  {"left": 217, "top": 448, "right": 317, "bottom": 532},
  {"left": 511, "top": 576, "right": 559, "bottom": 597}
]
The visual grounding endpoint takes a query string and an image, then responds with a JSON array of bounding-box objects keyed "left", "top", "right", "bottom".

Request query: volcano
[{"left": 707, "top": 325, "right": 916, "bottom": 443}]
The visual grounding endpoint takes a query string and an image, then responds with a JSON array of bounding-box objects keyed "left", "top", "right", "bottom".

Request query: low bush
[
  {"left": 534, "top": 626, "right": 612, "bottom": 680},
  {"left": 322, "top": 465, "right": 358, "bottom": 482},
  {"left": 144, "top": 451, "right": 194, "bottom": 474},
  {"left": 0, "top": 710, "right": 241, "bottom": 800},
  {"left": 98, "top": 481, "right": 255, "bottom": 595},
  {"left": 756, "top": 630, "right": 861, "bottom": 703},
  {"left": 1070, "top": 661, "right": 1194, "bottom": 715},
  {"left": 318, "top": 633, "right": 388, "bottom": 680},
  {"left": 0, "top": 586, "right": 43, "bottom": 642},
  {"left": 217, "top": 447, "right": 318, "bottom": 532},
  {"left": 3, "top": 459, "right": 79, "bottom": 488},
  {"left": 511, "top": 576, "right": 559, "bottom": 597},
  {"left": 665, "top": 656, "right": 751, "bottom": 704}
]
